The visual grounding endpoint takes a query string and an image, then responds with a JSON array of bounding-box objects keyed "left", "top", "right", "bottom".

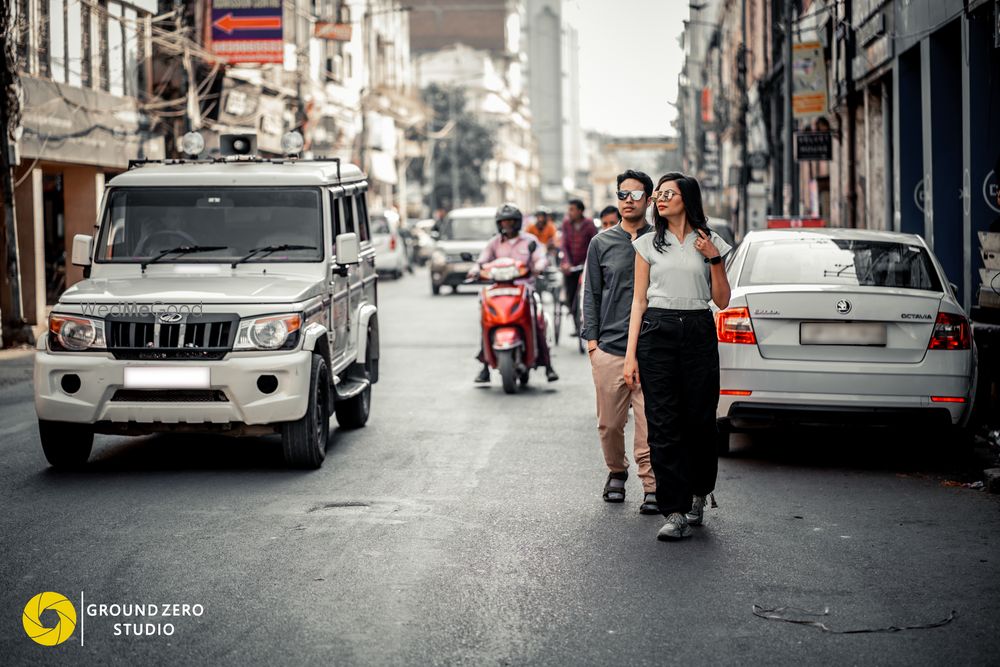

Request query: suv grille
[{"left": 106, "top": 314, "right": 238, "bottom": 360}]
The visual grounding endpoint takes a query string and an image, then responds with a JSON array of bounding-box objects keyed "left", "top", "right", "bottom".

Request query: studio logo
[{"left": 22, "top": 592, "right": 77, "bottom": 646}]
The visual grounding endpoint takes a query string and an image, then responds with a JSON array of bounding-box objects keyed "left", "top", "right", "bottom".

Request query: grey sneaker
[
  {"left": 657, "top": 513, "right": 693, "bottom": 541},
  {"left": 686, "top": 495, "right": 706, "bottom": 526}
]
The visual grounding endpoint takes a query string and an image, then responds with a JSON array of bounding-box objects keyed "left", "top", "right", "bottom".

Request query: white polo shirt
[{"left": 632, "top": 229, "right": 732, "bottom": 311}]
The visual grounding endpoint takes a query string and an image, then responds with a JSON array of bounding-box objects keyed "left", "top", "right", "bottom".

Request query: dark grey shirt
[{"left": 581, "top": 223, "right": 653, "bottom": 356}]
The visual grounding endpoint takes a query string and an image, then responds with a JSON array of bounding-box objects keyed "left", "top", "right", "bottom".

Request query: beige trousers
[{"left": 589, "top": 346, "right": 654, "bottom": 492}]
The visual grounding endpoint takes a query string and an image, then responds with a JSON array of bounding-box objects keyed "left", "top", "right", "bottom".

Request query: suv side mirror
[
  {"left": 71, "top": 234, "right": 93, "bottom": 266},
  {"left": 335, "top": 232, "right": 360, "bottom": 268}
]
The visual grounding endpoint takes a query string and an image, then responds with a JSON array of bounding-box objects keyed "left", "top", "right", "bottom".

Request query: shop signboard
[
  {"left": 766, "top": 216, "right": 826, "bottom": 229},
  {"left": 795, "top": 131, "right": 833, "bottom": 161},
  {"left": 792, "top": 41, "right": 828, "bottom": 119},
  {"left": 315, "top": 22, "right": 353, "bottom": 41},
  {"left": 18, "top": 76, "right": 162, "bottom": 168},
  {"left": 210, "top": 0, "right": 283, "bottom": 64}
]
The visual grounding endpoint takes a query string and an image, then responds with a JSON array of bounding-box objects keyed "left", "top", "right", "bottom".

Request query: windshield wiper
[
  {"left": 823, "top": 263, "right": 855, "bottom": 278},
  {"left": 141, "top": 245, "right": 228, "bottom": 272},
  {"left": 231, "top": 245, "right": 317, "bottom": 268}
]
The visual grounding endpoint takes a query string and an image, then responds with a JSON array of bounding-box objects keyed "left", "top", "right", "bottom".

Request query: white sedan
[{"left": 715, "top": 229, "right": 976, "bottom": 453}]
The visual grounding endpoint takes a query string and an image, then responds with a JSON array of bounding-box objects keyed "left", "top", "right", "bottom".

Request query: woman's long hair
[{"left": 651, "top": 172, "right": 710, "bottom": 253}]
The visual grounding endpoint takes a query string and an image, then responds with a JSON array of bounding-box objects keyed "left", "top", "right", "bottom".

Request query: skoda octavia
[{"left": 715, "top": 229, "right": 976, "bottom": 452}]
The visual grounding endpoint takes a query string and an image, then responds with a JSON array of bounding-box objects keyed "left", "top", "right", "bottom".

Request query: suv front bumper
[{"left": 35, "top": 338, "right": 314, "bottom": 426}]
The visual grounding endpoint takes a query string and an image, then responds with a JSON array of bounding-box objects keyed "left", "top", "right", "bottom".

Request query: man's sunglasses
[{"left": 616, "top": 190, "right": 646, "bottom": 201}]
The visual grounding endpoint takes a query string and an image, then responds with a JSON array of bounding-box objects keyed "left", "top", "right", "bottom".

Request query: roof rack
[{"left": 126, "top": 156, "right": 343, "bottom": 182}]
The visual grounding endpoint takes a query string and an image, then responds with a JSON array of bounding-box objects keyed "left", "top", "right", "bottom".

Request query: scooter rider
[{"left": 469, "top": 203, "right": 560, "bottom": 384}]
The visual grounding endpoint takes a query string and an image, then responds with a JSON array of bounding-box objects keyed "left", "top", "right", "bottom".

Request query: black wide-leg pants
[{"left": 636, "top": 307, "right": 720, "bottom": 516}]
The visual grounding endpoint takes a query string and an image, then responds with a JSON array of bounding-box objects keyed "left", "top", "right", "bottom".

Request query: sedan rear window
[{"left": 740, "top": 238, "right": 943, "bottom": 291}]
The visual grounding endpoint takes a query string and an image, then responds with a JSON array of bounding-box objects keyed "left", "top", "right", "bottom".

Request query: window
[
  {"left": 342, "top": 195, "right": 356, "bottom": 234},
  {"left": 740, "top": 239, "right": 943, "bottom": 292},
  {"left": 67, "top": 0, "right": 82, "bottom": 86},
  {"left": 354, "top": 194, "right": 369, "bottom": 241},
  {"left": 124, "top": 7, "right": 139, "bottom": 96},
  {"left": 49, "top": 0, "right": 65, "bottom": 82},
  {"left": 330, "top": 192, "right": 341, "bottom": 239},
  {"left": 108, "top": 2, "right": 124, "bottom": 96}
]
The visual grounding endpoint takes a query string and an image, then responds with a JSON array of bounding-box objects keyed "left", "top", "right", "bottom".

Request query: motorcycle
[{"left": 471, "top": 257, "right": 551, "bottom": 394}]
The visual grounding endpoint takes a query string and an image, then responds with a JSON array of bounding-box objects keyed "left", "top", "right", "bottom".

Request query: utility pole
[
  {"left": 738, "top": 0, "right": 749, "bottom": 236},
  {"left": 783, "top": 0, "right": 799, "bottom": 216},
  {"left": 449, "top": 88, "right": 459, "bottom": 208},
  {"left": 1, "top": 6, "right": 31, "bottom": 346}
]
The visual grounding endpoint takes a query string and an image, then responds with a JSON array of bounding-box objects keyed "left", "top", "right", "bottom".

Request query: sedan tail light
[
  {"left": 389, "top": 235, "right": 397, "bottom": 251},
  {"left": 716, "top": 307, "right": 756, "bottom": 344},
  {"left": 927, "top": 312, "right": 970, "bottom": 350}
]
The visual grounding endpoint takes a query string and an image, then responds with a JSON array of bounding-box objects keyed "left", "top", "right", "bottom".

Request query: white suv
[{"left": 34, "top": 135, "right": 380, "bottom": 469}]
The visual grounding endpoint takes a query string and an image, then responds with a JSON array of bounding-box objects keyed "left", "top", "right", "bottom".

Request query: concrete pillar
[
  {"left": 13, "top": 167, "right": 45, "bottom": 326},
  {"left": 62, "top": 166, "right": 103, "bottom": 288}
]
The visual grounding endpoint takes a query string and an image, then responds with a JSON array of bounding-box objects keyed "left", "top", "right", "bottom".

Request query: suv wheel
[
  {"left": 38, "top": 420, "right": 94, "bottom": 468},
  {"left": 282, "top": 355, "right": 330, "bottom": 469},
  {"left": 335, "top": 330, "right": 373, "bottom": 429}
]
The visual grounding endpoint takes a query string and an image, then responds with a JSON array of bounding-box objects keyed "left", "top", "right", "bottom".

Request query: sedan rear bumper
[{"left": 721, "top": 400, "right": 955, "bottom": 430}]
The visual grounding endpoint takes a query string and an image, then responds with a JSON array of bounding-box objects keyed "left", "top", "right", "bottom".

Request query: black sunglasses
[{"left": 616, "top": 190, "right": 645, "bottom": 201}]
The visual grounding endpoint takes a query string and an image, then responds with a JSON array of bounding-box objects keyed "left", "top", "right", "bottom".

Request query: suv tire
[
  {"left": 282, "top": 355, "right": 330, "bottom": 469},
  {"left": 38, "top": 420, "right": 94, "bottom": 468}
]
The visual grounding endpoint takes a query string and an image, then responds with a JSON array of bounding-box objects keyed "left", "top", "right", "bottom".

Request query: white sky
[{"left": 570, "top": 0, "right": 688, "bottom": 137}]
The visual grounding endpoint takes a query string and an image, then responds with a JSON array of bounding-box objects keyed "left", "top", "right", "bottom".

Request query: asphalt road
[{"left": 1, "top": 267, "right": 999, "bottom": 666}]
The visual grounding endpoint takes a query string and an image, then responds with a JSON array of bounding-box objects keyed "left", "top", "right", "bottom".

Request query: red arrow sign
[{"left": 213, "top": 13, "right": 281, "bottom": 34}]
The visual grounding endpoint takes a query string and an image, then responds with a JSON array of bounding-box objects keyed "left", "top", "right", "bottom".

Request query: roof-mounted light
[
  {"left": 180, "top": 131, "right": 205, "bottom": 157},
  {"left": 281, "top": 131, "right": 305, "bottom": 156}
]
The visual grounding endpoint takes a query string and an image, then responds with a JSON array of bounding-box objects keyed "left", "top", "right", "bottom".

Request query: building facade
[{"left": 674, "top": 0, "right": 1000, "bottom": 310}]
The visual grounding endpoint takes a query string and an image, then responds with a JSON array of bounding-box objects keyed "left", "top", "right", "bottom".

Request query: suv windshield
[
  {"left": 97, "top": 187, "right": 323, "bottom": 263},
  {"left": 740, "top": 238, "right": 943, "bottom": 291},
  {"left": 439, "top": 216, "right": 495, "bottom": 241}
]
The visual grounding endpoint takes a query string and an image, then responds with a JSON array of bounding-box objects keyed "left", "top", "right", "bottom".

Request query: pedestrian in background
[
  {"left": 561, "top": 199, "right": 597, "bottom": 336},
  {"left": 598, "top": 205, "right": 621, "bottom": 231},
  {"left": 623, "top": 173, "right": 732, "bottom": 541},
  {"left": 582, "top": 171, "right": 657, "bottom": 513}
]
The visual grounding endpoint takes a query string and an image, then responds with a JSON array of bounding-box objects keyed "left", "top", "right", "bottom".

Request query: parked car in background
[
  {"left": 715, "top": 228, "right": 976, "bottom": 453},
  {"left": 371, "top": 210, "right": 409, "bottom": 279},
  {"left": 429, "top": 207, "right": 496, "bottom": 295}
]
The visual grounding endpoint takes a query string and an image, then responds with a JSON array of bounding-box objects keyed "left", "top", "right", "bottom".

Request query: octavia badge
[
  {"left": 836, "top": 299, "right": 852, "bottom": 315},
  {"left": 158, "top": 312, "right": 183, "bottom": 323}
]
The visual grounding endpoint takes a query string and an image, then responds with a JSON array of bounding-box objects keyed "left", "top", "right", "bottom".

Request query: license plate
[
  {"left": 123, "top": 367, "right": 211, "bottom": 389},
  {"left": 800, "top": 322, "right": 887, "bottom": 346}
]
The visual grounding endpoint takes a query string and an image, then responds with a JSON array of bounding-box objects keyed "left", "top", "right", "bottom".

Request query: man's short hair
[
  {"left": 567, "top": 199, "right": 585, "bottom": 212},
  {"left": 616, "top": 169, "right": 654, "bottom": 197},
  {"left": 599, "top": 205, "right": 620, "bottom": 220}
]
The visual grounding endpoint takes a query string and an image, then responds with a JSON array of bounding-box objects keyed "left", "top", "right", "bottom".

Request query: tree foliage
[{"left": 407, "top": 84, "right": 495, "bottom": 210}]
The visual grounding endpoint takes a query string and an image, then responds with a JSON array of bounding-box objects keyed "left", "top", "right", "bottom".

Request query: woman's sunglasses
[
  {"left": 651, "top": 189, "right": 679, "bottom": 202},
  {"left": 616, "top": 190, "right": 645, "bottom": 201}
]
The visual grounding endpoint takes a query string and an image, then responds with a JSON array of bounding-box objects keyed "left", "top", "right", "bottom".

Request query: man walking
[
  {"left": 561, "top": 199, "right": 597, "bottom": 336},
  {"left": 581, "top": 170, "right": 657, "bottom": 513}
]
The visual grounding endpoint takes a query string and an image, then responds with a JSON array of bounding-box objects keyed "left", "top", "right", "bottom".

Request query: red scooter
[{"left": 474, "top": 257, "right": 549, "bottom": 394}]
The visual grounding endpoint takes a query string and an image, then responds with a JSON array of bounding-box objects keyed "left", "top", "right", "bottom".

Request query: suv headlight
[
  {"left": 234, "top": 313, "right": 302, "bottom": 351},
  {"left": 49, "top": 314, "right": 107, "bottom": 351},
  {"left": 431, "top": 250, "right": 446, "bottom": 266}
]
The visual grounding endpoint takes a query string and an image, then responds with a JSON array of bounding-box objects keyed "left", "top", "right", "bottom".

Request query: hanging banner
[
  {"left": 792, "top": 41, "right": 828, "bottom": 119},
  {"left": 209, "top": 0, "right": 284, "bottom": 64}
]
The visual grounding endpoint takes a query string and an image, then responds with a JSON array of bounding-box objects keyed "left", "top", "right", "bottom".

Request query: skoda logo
[
  {"left": 158, "top": 312, "right": 183, "bottom": 323},
  {"left": 836, "top": 299, "right": 852, "bottom": 315}
]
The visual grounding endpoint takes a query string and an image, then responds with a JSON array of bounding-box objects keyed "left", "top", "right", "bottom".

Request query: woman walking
[{"left": 623, "top": 173, "right": 732, "bottom": 541}]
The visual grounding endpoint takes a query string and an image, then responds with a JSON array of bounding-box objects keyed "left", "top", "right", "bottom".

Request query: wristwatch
[{"left": 708, "top": 255, "right": 723, "bottom": 265}]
